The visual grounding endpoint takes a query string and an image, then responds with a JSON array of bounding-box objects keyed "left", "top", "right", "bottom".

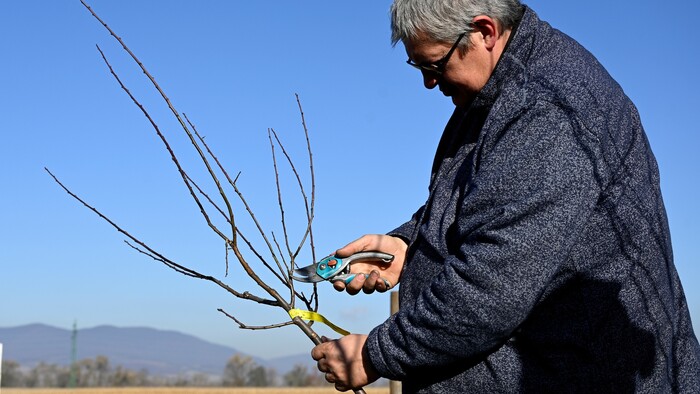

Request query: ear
[{"left": 471, "top": 15, "right": 500, "bottom": 50}]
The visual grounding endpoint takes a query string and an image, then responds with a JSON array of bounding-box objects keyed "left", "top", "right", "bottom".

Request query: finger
[
  {"left": 333, "top": 280, "right": 346, "bottom": 292},
  {"left": 316, "top": 358, "right": 330, "bottom": 373},
  {"left": 311, "top": 343, "right": 326, "bottom": 361},
  {"left": 362, "top": 270, "right": 381, "bottom": 294},
  {"left": 345, "top": 273, "right": 366, "bottom": 296},
  {"left": 325, "top": 372, "right": 335, "bottom": 383},
  {"left": 376, "top": 276, "right": 390, "bottom": 293}
]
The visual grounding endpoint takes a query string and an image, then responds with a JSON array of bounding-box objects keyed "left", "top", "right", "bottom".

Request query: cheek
[
  {"left": 455, "top": 74, "right": 487, "bottom": 95},
  {"left": 442, "top": 76, "right": 474, "bottom": 94},
  {"left": 440, "top": 73, "right": 465, "bottom": 88}
]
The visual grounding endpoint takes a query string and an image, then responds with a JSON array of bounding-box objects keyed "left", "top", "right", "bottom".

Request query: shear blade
[{"left": 293, "top": 265, "right": 324, "bottom": 283}]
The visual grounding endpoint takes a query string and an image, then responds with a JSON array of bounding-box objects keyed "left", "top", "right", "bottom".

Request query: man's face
[{"left": 405, "top": 32, "right": 493, "bottom": 108}]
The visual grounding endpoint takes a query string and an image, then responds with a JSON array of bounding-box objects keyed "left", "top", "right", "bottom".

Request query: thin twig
[
  {"left": 81, "top": 1, "right": 239, "bottom": 251},
  {"left": 268, "top": 129, "right": 294, "bottom": 266},
  {"left": 46, "top": 168, "right": 276, "bottom": 307},
  {"left": 95, "top": 45, "right": 229, "bottom": 244},
  {"left": 269, "top": 128, "right": 314, "bottom": 262},
  {"left": 295, "top": 94, "right": 317, "bottom": 267},
  {"left": 218, "top": 308, "right": 296, "bottom": 331}
]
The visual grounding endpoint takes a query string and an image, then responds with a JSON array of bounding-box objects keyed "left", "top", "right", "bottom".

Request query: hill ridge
[{"left": 0, "top": 323, "right": 312, "bottom": 376}]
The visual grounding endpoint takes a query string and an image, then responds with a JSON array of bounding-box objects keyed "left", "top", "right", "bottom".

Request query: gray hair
[{"left": 390, "top": 0, "right": 523, "bottom": 48}]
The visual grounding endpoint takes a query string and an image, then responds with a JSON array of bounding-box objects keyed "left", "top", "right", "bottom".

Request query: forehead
[{"left": 404, "top": 36, "right": 453, "bottom": 63}]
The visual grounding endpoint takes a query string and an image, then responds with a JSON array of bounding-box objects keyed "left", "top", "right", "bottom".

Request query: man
[{"left": 311, "top": 0, "right": 700, "bottom": 392}]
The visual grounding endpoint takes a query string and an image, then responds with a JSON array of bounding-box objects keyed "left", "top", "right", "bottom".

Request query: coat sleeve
[
  {"left": 366, "top": 101, "right": 604, "bottom": 378},
  {"left": 387, "top": 205, "right": 425, "bottom": 245}
]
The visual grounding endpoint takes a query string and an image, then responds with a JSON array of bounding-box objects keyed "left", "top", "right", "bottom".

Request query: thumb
[{"left": 335, "top": 235, "right": 378, "bottom": 257}]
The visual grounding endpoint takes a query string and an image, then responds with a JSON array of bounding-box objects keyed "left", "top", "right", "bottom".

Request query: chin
[
  {"left": 451, "top": 95, "right": 467, "bottom": 107},
  {"left": 451, "top": 92, "right": 477, "bottom": 108}
]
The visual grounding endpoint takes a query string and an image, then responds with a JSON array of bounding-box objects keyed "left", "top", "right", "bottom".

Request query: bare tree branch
[
  {"left": 218, "top": 308, "right": 297, "bottom": 331},
  {"left": 184, "top": 114, "right": 293, "bottom": 286},
  {"left": 53, "top": 2, "right": 363, "bottom": 392},
  {"left": 270, "top": 128, "right": 315, "bottom": 263}
]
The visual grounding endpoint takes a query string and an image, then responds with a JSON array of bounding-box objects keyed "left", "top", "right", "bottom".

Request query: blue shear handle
[
  {"left": 315, "top": 255, "right": 347, "bottom": 280},
  {"left": 333, "top": 273, "right": 392, "bottom": 288},
  {"left": 329, "top": 273, "right": 357, "bottom": 284}
]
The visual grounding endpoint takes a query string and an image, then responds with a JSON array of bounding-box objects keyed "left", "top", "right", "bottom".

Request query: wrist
[{"left": 361, "top": 340, "right": 381, "bottom": 383}]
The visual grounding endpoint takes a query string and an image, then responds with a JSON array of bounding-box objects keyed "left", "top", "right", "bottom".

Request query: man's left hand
[{"left": 311, "top": 334, "right": 380, "bottom": 391}]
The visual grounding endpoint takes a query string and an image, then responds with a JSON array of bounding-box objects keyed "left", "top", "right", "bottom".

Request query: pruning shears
[{"left": 293, "top": 252, "right": 394, "bottom": 285}]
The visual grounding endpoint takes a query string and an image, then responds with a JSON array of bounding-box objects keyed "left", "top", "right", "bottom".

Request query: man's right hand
[{"left": 333, "top": 234, "right": 408, "bottom": 295}]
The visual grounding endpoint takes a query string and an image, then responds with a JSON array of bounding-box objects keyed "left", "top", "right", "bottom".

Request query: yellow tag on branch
[{"left": 288, "top": 309, "right": 351, "bottom": 336}]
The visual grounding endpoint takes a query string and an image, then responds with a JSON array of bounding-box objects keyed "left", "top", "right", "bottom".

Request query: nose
[{"left": 421, "top": 70, "right": 439, "bottom": 89}]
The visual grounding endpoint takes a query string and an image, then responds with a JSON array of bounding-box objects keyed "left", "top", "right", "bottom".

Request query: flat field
[{"left": 1, "top": 388, "right": 391, "bottom": 394}]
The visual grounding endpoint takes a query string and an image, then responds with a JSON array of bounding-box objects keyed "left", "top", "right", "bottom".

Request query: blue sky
[{"left": 1, "top": 1, "right": 698, "bottom": 361}]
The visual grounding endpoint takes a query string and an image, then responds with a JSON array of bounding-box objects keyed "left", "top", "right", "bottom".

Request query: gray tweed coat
[{"left": 364, "top": 6, "right": 700, "bottom": 393}]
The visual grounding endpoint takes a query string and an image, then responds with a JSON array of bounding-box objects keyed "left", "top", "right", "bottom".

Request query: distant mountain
[{"left": 0, "top": 324, "right": 313, "bottom": 377}]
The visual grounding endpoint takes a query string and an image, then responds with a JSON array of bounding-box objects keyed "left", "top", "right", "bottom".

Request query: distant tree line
[{"left": 1, "top": 354, "right": 328, "bottom": 388}]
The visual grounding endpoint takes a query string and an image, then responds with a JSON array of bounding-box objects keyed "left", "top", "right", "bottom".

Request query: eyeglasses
[{"left": 406, "top": 32, "right": 467, "bottom": 75}]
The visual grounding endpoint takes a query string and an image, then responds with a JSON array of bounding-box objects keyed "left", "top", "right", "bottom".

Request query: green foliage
[
  {"left": 1, "top": 360, "right": 25, "bottom": 387},
  {"left": 0, "top": 357, "right": 213, "bottom": 388},
  {"left": 221, "top": 354, "right": 277, "bottom": 387},
  {"left": 283, "top": 363, "right": 326, "bottom": 387},
  {"left": 246, "top": 365, "right": 271, "bottom": 387},
  {"left": 1, "top": 354, "right": 314, "bottom": 388},
  {"left": 222, "top": 354, "right": 253, "bottom": 387}
]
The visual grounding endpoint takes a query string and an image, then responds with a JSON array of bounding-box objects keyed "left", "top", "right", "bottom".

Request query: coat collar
[{"left": 469, "top": 5, "right": 537, "bottom": 111}]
